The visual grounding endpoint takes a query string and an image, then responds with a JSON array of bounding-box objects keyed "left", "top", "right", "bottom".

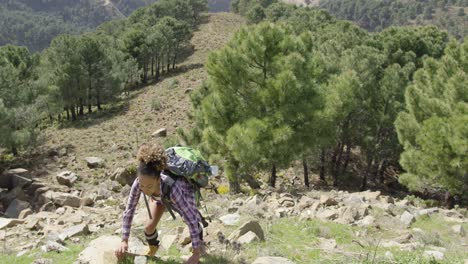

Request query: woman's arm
[{"left": 121, "top": 179, "right": 141, "bottom": 241}]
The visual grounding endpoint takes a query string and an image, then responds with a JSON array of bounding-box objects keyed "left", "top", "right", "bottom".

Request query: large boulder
[
  {"left": 58, "top": 224, "right": 90, "bottom": 241},
  {"left": 228, "top": 220, "right": 265, "bottom": 241},
  {"left": 0, "top": 169, "right": 32, "bottom": 190},
  {"left": 5, "top": 199, "right": 30, "bottom": 218},
  {"left": 77, "top": 235, "right": 145, "bottom": 264},
  {"left": 237, "top": 231, "right": 259, "bottom": 245},
  {"left": 0, "top": 217, "right": 25, "bottom": 230},
  {"left": 320, "top": 195, "right": 337, "bottom": 206},
  {"left": 400, "top": 211, "right": 415, "bottom": 227},
  {"left": 252, "top": 257, "right": 295, "bottom": 264}
]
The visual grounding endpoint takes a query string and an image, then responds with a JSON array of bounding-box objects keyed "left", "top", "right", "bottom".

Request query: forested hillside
[{"left": 0, "top": 0, "right": 230, "bottom": 51}]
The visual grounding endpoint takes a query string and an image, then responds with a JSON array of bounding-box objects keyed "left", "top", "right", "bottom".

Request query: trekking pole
[{"left": 143, "top": 194, "right": 152, "bottom": 220}]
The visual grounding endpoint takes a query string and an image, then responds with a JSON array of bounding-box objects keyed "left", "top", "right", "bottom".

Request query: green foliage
[
  {"left": 319, "top": 0, "right": 468, "bottom": 39},
  {"left": 395, "top": 39, "right": 468, "bottom": 195}
]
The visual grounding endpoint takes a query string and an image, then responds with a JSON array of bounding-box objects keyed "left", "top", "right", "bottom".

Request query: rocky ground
[
  {"left": 1, "top": 164, "right": 467, "bottom": 263},
  {"left": 0, "top": 12, "right": 467, "bottom": 264}
]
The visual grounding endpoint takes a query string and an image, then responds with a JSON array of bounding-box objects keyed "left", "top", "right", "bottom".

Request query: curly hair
[{"left": 136, "top": 143, "right": 167, "bottom": 178}]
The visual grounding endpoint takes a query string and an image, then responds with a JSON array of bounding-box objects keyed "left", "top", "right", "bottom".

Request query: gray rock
[
  {"left": 161, "top": 234, "right": 177, "bottom": 250},
  {"left": 56, "top": 171, "right": 78, "bottom": 187},
  {"left": 424, "top": 250, "right": 444, "bottom": 260},
  {"left": 219, "top": 213, "right": 240, "bottom": 226},
  {"left": 252, "top": 256, "right": 295, "bottom": 264},
  {"left": 400, "top": 211, "right": 415, "bottom": 227},
  {"left": 76, "top": 235, "right": 121, "bottom": 264},
  {"left": 237, "top": 231, "right": 259, "bottom": 245},
  {"left": 134, "top": 256, "right": 147, "bottom": 264},
  {"left": 5, "top": 199, "right": 30, "bottom": 218},
  {"left": 58, "top": 224, "right": 90, "bottom": 241},
  {"left": 5, "top": 168, "right": 28, "bottom": 176},
  {"left": 317, "top": 209, "right": 338, "bottom": 221},
  {"left": 228, "top": 220, "right": 265, "bottom": 241},
  {"left": 230, "top": 198, "right": 244, "bottom": 207},
  {"left": 112, "top": 167, "right": 136, "bottom": 186},
  {"left": 0, "top": 217, "right": 25, "bottom": 230},
  {"left": 18, "top": 208, "right": 33, "bottom": 219},
  {"left": 417, "top": 208, "right": 439, "bottom": 216},
  {"left": 452, "top": 225, "right": 465, "bottom": 236},
  {"left": 320, "top": 195, "right": 337, "bottom": 206},
  {"left": 80, "top": 197, "right": 95, "bottom": 207},
  {"left": 84, "top": 157, "right": 105, "bottom": 168},
  {"left": 359, "top": 190, "right": 381, "bottom": 201},
  {"left": 41, "top": 241, "right": 69, "bottom": 253},
  {"left": 96, "top": 188, "right": 112, "bottom": 201},
  {"left": 40, "top": 191, "right": 81, "bottom": 208},
  {"left": 385, "top": 251, "right": 394, "bottom": 261},
  {"left": 10, "top": 175, "right": 32, "bottom": 189},
  {"left": 358, "top": 215, "right": 375, "bottom": 227},
  {"left": 32, "top": 258, "right": 53, "bottom": 264},
  {"left": 318, "top": 238, "right": 337, "bottom": 250},
  {"left": 297, "top": 196, "right": 315, "bottom": 210},
  {"left": 152, "top": 128, "right": 167, "bottom": 138}
]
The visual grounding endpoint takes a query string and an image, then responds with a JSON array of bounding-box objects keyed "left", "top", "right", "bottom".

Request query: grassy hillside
[{"left": 35, "top": 12, "right": 245, "bottom": 185}]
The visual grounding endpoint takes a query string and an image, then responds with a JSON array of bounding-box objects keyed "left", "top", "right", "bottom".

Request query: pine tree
[{"left": 395, "top": 39, "right": 468, "bottom": 196}]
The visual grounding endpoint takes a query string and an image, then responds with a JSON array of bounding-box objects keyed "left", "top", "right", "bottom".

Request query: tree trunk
[
  {"left": 241, "top": 174, "right": 261, "bottom": 189},
  {"left": 156, "top": 55, "right": 160, "bottom": 81},
  {"left": 331, "top": 143, "right": 342, "bottom": 186},
  {"left": 377, "top": 159, "right": 387, "bottom": 185},
  {"left": 151, "top": 56, "right": 154, "bottom": 77},
  {"left": 71, "top": 105, "right": 77, "bottom": 121},
  {"left": 445, "top": 191, "right": 454, "bottom": 209},
  {"left": 340, "top": 144, "right": 351, "bottom": 175},
  {"left": 303, "top": 156, "right": 309, "bottom": 187},
  {"left": 97, "top": 91, "right": 102, "bottom": 110},
  {"left": 229, "top": 180, "right": 241, "bottom": 194},
  {"left": 66, "top": 107, "right": 70, "bottom": 120},
  {"left": 11, "top": 145, "right": 18, "bottom": 156},
  {"left": 361, "top": 157, "right": 374, "bottom": 191},
  {"left": 320, "top": 148, "right": 326, "bottom": 182},
  {"left": 172, "top": 43, "right": 178, "bottom": 70},
  {"left": 79, "top": 99, "right": 84, "bottom": 116},
  {"left": 268, "top": 164, "right": 277, "bottom": 188}
]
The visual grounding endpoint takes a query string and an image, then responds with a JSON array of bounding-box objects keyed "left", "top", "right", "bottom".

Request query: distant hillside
[
  {"left": 283, "top": 0, "right": 468, "bottom": 38},
  {"left": 0, "top": 0, "right": 231, "bottom": 52}
]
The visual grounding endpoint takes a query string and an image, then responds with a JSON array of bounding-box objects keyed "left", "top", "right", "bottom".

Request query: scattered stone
[
  {"left": 18, "top": 208, "right": 33, "bottom": 219},
  {"left": 6, "top": 168, "right": 28, "bottom": 176},
  {"left": 452, "top": 225, "right": 465, "bottom": 236},
  {"left": 16, "top": 249, "right": 28, "bottom": 257},
  {"left": 40, "top": 202, "right": 55, "bottom": 212},
  {"left": 80, "top": 197, "right": 95, "bottom": 207},
  {"left": 400, "top": 211, "right": 415, "bottom": 227},
  {"left": 5, "top": 199, "right": 30, "bottom": 218},
  {"left": 358, "top": 215, "right": 375, "bottom": 226},
  {"left": 10, "top": 175, "right": 33, "bottom": 189},
  {"left": 417, "top": 208, "right": 439, "bottom": 216},
  {"left": 134, "top": 256, "right": 147, "bottom": 264},
  {"left": 228, "top": 207, "right": 239, "bottom": 213},
  {"left": 317, "top": 209, "right": 338, "bottom": 221},
  {"left": 245, "top": 195, "right": 262, "bottom": 207},
  {"left": 56, "top": 171, "right": 78, "bottom": 187},
  {"left": 237, "top": 231, "right": 259, "bottom": 245},
  {"left": 0, "top": 217, "right": 25, "bottom": 230},
  {"left": 77, "top": 235, "right": 121, "bottom": 264},
  {"left": 41, "top": 241, "right": 69, "bottom": 253},
  {"left": 344, "top": 195, "right": 364, "bottom": 207},
  {"left": 228, "top": 220, "right": 265, "bottom": 241},
  {"left": 25, "top": 217, "right": 40, "bottom": 230},
  {"left": 219, "top": 213, "right": 240, "bottom": 226},
  {"left": 318, "top": 238, "right": 337, "bottom": 250},
  {"left": 320, "top": 195, "right": 337, "bottom": 206},
  {"left": 395, "top": 233, "right": 413, "bottom": 244},
  {"left": 179, "top": 226, "right": 192, "bottom": 245},
  {"left": 385, "top": 251, "right": 394, "bottom": 261},
  {"left": 40, "top": 191, "right": 81, "bottom": 208},
  {"left": 96, "top": 188, "right": 112, "bottom": 201},
  {"left": 161, "top": 234, "right": 177, "bottom": 250},
  {"left": 85, "top": 157, "right": 105, "bottom": 168},
  {"left": 32, "top": 259, "right": 53, "bottom": 264},
  {"left": 297, "top": 196, "right": 315, "bottom": 210},
  {"left": 424, "top": 250, "right": 444, "bottom": 260},
  {"left": 275, "top": 208, "right": 289, "bottom": 218},
  {"left": 359, "top": 190, "right": 381, "bottom": 201},
  {"left": 278, "top": 196, "right": 295, "bottom": 208},
  {"left": 58, "top": 224, "right": 89, "bottom": 241},
  {"left": 112, "top": 167, "right": 136, "bottom": 186},
  {"left": 152, "top": 128, "right": 167, "bottom": 138},
  {"left": 230, "top": 198, "right": 244, "bottom": 207},
  {"left": 252, "top": 256, "right": 295, "bottom": 264}
]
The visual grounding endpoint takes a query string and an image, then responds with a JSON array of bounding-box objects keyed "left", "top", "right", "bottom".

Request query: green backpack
[{"left": 165, "top": 146, "right": 212, "bottom": 187}]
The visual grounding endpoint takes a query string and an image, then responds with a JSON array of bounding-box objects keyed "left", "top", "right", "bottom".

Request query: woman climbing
[{"left": 115, "top": 143, "right": 205, "bottom": 264}]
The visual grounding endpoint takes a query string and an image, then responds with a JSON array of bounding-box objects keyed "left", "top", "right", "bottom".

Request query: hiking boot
[{"left": 145, "top": 245, "right": 159, "bottom": 257}]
